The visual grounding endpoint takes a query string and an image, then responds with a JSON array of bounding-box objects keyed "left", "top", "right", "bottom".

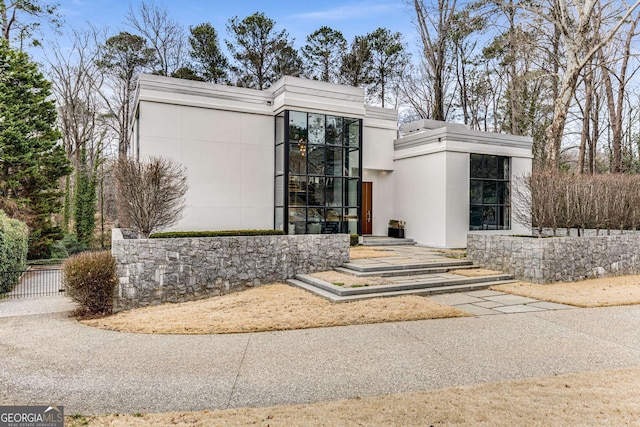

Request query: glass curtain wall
[
  {"left": 469, "top": 154, "right": 510, "bottom": 230},
  {"left": 275, "top": 110, "right": 362, "bottom": 234}
]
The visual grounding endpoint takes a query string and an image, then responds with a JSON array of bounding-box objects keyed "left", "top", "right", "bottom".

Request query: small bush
[
  {"left": 150, "top": 230, "right": 286, "bottom": 238},
  {"left": 62, "top": 251, "right": 117, "bottom": 315},
  {"left": 350, "top": 234, "right": 359, "bottom": 246}
]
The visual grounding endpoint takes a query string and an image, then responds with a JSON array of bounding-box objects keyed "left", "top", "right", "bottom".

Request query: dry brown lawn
[
  {"left": 449, "top": 268, "right": 504, "bottom": 278},
  {"left": 82, "top": 283, "right": 468, "bottom": 334},
  {"left": 66, "top": 366, "right": 640, "bottom": 426},
  {"left": 492, "top": 274, "right": 640, "bottom": 307},
  {"left": 310, "top": 270, "right": 392, "bottom": 287},
  {"left": 349, "top": 246, "right": 396, "bottom": 259}
]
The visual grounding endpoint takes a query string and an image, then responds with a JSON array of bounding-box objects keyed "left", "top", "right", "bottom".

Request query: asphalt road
[{"left": 0, "top": 298, "right": 639, "bottom": 415}]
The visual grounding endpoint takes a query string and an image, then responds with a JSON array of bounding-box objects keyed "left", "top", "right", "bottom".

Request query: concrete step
[
  {"left": 293, "top": 273, "right": 515, "bottom": 297},
  {"left": 362, "top": 237, "right": 416, "bottom": 246},
  {"left": 287, "top": 278, "right": 517, "bottom": 303},
  {"left": 340, "top": 259, "right": 473, "bottom": 273},
  {"left": 334, "top": 264, "right": 476, "bottom": 277}
]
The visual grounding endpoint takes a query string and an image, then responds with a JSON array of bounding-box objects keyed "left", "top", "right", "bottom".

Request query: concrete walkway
[
  {"left": 430, "top": 289, "right": 575, "bottom": 315},
  {"left": 0, "top": 300, "right": 639, "bottom": 415}
]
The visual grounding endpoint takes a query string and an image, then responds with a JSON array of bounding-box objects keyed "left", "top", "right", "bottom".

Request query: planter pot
[{"left": 388, "top": 228, "right": 405, "bottom": 238}]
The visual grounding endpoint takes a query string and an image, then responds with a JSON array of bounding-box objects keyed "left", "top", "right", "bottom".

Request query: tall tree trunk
[
  {"left": 578, "top": 61, "right": 593, "bottom": 174},
  {"left": 506, "top": 0, "right": 520, "bottom": 135},
  {"left": 599, "top": 14, "right": 639, "bottom": 173},
  {"left": 589, "top": 90, "right": 600, "bottom": 174}
]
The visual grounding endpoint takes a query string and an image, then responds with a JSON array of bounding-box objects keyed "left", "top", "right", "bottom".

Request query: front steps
[
  {"left": 362, "top": 236, "right": 416, "bottom": 246},
  {"left": 287, "top": 253, "right": 516, "bottom": 302}
]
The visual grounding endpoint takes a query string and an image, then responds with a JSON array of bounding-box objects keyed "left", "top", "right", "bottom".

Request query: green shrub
[
  {"left": 150, "top": 229, "right": 286, "bottom": 238},
  {"left": 0, "top": 210, "right": 29, "bottom": 293},
  {"left": 350, "top": 234, "right": 359, "bottom": 246},
  {"left": 50, "top": 234, "right": 89, "bottom": 258},
  {"left": 62, "top": 251, "right": 117, "bottom": 315}
]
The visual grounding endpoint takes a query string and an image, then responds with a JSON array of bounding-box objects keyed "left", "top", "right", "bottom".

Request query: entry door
[{"left": 362, "top": 182, "right": 373, "bottom": 235}]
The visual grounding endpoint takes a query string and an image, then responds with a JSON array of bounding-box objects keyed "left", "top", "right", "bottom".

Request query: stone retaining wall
[
  {"left": 467, "top": 233, "right": 640, "bottom": 283},
  {"left": 111, "top": 229, "right": 349, "bottom": 311}
]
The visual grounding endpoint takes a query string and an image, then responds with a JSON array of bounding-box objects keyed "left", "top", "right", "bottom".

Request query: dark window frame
[
  {"left": 469, "top": 154, "right": 511, "bottom": 231},
  {"left": 276, "top": 110, "right": 362, "bottom": 235}
]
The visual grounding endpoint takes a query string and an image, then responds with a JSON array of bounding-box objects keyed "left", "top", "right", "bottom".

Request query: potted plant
[{"left": 388, "top": 219, "right": 406, "bottom": 238}]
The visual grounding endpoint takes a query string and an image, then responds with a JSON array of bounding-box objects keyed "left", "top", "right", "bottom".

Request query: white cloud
[{"left": 290, "top": 2, "right": 397, "bottom": 21}]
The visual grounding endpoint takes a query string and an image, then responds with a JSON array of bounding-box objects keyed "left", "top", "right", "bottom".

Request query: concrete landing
[{"left": 429, "top": 289, "right": 576, "bottom": 316}]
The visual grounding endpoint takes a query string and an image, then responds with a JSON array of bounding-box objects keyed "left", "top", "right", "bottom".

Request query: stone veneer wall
[
  {"left": 467, "top": 233, "right": 640, "bottom": 283},
  {"left": 111, "top": 229, "right": 349, "bottom": 311}
]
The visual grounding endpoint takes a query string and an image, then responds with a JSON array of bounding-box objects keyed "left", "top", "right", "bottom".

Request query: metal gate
[{"left": 0, "top": 267, "right": 64, "bottom": 299}]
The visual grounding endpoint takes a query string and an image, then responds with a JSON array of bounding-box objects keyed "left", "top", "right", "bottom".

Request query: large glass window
[
  {"left": 276, "top": 111, "right": 362, "bottom": 234},
  {"left": 470, "top": 154, "right": 510, "bottom": 230}
]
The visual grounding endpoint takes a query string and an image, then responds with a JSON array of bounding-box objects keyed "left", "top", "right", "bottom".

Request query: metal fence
[{"left": 0, "top": 268, "right": 64, "bottom": 299}]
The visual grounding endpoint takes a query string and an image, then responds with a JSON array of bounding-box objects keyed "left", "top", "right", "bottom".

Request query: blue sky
[{"left": 38, "top": 0, "right": 419, "bottom": 57}]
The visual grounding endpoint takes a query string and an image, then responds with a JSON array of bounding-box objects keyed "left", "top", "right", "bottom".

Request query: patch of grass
[
  {"left": 332, "top": 282, "right": 344, "bottom": 287},
  {"left": 493, "top": 275, "right": 640, "bottom": 307},
  {"left": 67, "top": 414, "right": 89, "bottom": 426},
  {"left": 62, "top": 367, "right": 640, "bottom": 426},
  {"left": 311, "top": 271, "right": 392, "bottom": 288},
  {"left": 81, "top": 283, "right": 468, "bottom": 334},
  {"left": 27, "top": 258, "right": 65, "bottom": 266},
  {"left": 349, "top": 247, "right": 395, "bottom": 260},
  {"left": 449, "top": 268, "right": 504, "bottom": 277}
]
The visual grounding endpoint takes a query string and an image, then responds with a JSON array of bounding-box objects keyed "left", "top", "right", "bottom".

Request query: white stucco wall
[
  {"left": 444, "top": 152, "right": 471, "bottom": 247},
  {"left": 392, "top": 151, "right": 448, "bottom": 246},
  {"left": 362, "top": 106, "right": 397, "bottom": 171},
  {"left": 135, "top": 77, "right": 275, "bottom": 232}
]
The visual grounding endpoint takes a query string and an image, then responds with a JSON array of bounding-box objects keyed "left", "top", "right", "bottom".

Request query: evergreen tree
[
  {"left": 171, "top": 66, "right": 204, "bottom": 81},
  {"left": 274, "top": 44, "right": 303, "bottom": 78},
  {"left": 225, "top": 12, "right": 298, "bottom": 89},
  {"left": 97, "top": 32, "right": 155, "bottom": 157},
  {"left": 367, "top": 28, "right": 409, "bottom": 108},
  {"left": 301, "top": 26, "right": 346, "bottom": 82},
  {"left": 188, "top": 22, "right": 228, "bottom": 83},
  {"left": 74, "top": 145, "right": 96, "bottom": 246},
  {"left": 340, "top": 35, "right": 373, "bottom": 88},
  {"left": 0, "top": 38, "right": 71, "bottom": 257}
]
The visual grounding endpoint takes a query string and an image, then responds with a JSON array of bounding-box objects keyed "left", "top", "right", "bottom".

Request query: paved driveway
[{"left": 0, "top": 299, "right": 639, "bottom": 415}]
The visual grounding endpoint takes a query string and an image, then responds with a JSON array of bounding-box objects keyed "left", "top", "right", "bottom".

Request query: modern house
[{"left": 130, "top": 74, "right": 533, "bottom": 248}]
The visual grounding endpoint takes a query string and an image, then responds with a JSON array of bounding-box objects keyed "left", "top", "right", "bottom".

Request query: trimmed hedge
[
  {"left": 150, "top": 230, "right": 286, "bottom": 238},
  {"left": 62, "top": 251, "right": 117, "bottom": 314},
  {"left": 350, "top": 234, "right": 359, "bottom": 246},
  {"left": 0, "top": 210, "right": 29, "bottom": 293}
]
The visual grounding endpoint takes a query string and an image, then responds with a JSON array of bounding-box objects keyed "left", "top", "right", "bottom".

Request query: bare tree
[
  {"left": 47, "top": 29, "right": 105, "bottom": 168},
  {"left": 126, "top": 1, "right": 186, "bottom": 76},
  {"left": 515, "top": 0, "right": 640, "bottom": 169},
  {"left": 47, "top": 28, "right": 110, "bottom": 234},
  {"left": 600, "top": 11, "right": 640, "bottom": 172},
  {"left": 115, "top": 156, "right": 188, "bottom": 238},
  {"left": 413, "top": 0, "right": 458, "bottom": 121}
]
